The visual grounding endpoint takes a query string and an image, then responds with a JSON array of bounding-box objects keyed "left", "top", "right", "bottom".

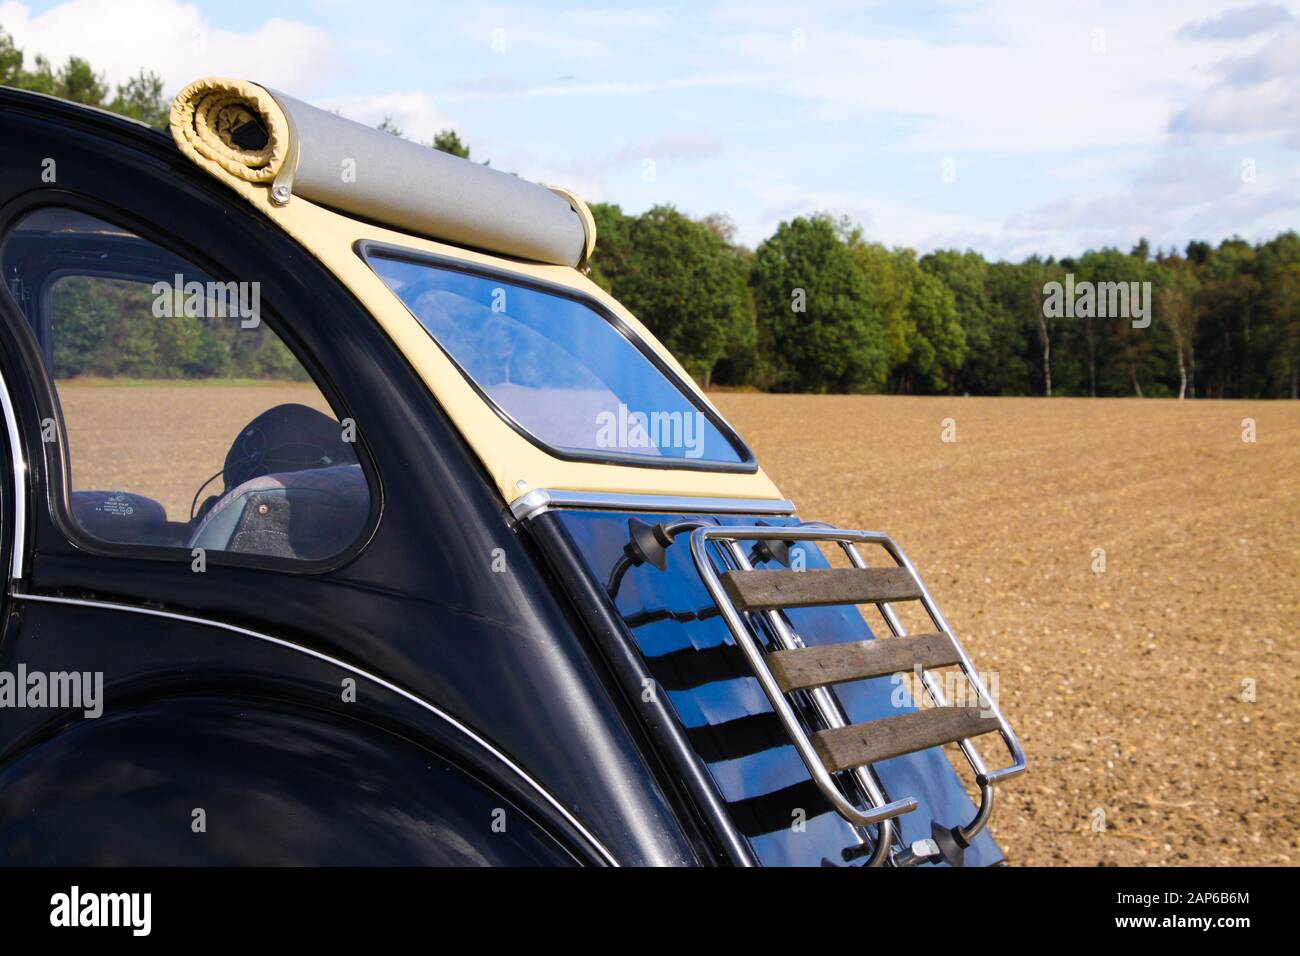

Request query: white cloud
[
  {"left": 1179, "top": 2, "right": 1294, "bottom": 39},
  {"left": 615, "top": 132, "right": 724, "bottom": 163},
  {"left": 1002, "top": 151, "right": 1300, "bottom": 255},
  {"left": 1048, "top": 152, "right": 1150, "bottom": 183},
  {"left": 312, "top": 0, "right": 1300, "bottom": 257},
  {"left": 723, "top": 164, "right": 1011, "bottom": 255},
  {"left": 701, "top": 1, "right": 1300, "bottom": 256},
  {"left": 319, "top": 92, "right": 457, "bottom": 145},
  {"left": 1171, "top": 21, "right": 1300, "bottom": 145},
  {"left": 487, "top": 147, "right": 614, "bottom": 203},
  {"left": 702, "top": 1, "right": 1263, "bottom": 153},
  {"left": 395, "top": 3, "right": 674, "bottom": 67},
  {"left": 432, "top": 73, "right": 763, "bottom": 104},
  {"left": 0, "top": 0, "right": 338, "bottom": 94}
]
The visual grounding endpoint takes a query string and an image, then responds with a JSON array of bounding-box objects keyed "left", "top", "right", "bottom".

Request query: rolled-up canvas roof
[{"left": 170, "top": 77, "right": 594, "bottom": 268}]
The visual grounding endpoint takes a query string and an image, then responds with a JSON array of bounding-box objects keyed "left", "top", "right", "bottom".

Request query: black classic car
[{"left": 0, "top": 78, "right": 1024, "bottom": 866}]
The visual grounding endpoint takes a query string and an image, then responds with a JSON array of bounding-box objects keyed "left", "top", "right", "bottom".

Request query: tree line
[
  {"left": 1, "top": 29, "right": 169, "bottom": 126},
  {"left": 4, "top": 26, "right": 1296, "bottom": 398},
  {"left": 592, "top": 206, "right": 1299, "bottom": 400},
  {"left": 49, "top": 277, "right": 304, "bottom": 381}
]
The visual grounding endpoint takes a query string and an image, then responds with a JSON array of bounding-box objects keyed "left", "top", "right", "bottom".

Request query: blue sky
[{"left": 2, "top": 0, "right": 1298, "bottom": 259}]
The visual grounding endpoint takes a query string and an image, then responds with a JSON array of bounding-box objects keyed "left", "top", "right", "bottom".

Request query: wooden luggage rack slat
[{"left": 684, "top": 523, "right": 1027, "bottom": 867}]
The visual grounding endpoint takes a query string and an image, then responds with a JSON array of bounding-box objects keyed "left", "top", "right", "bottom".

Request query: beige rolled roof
[{"left": 171, "top": 77, "right": 595, "bottom": 269}]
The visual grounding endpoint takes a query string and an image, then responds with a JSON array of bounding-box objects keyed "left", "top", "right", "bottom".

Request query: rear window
[{"left": 365, "top": 250, "right": 750, "bottom": 467}]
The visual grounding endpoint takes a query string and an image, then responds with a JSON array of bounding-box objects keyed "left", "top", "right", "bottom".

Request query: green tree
[
  {"left": 697, "top": 214, "right": 760, "bottom": 386},
  {"left": 844, "top": 238, "right": 910, "bottom": 374},
  {"left": 599, "top": 204, "right": 752, "bottom": 385},
  {"left": 53, "top": 56, "right": 107, "bottom": 106},
  {"left": 1154, "top": 253, "right": 1200, "bottom": 398},
  {"left": 153, "top": 311, "right": 204, "bottom": 376},
  {"left": 0, "top": 28, "right": 23, "bottom": 86},
  {"left": 1253, "top": 232, "right": 1300, "bottom": 398},
  {"left": 432, "top": 129, "right": 470, "bottom": 159},
  {"left": 189, "top": 327, "right": 232, "bottom": 378},
  {"left": 49, "top": 277, "right": 113, "bottom": 377},
  {"left": 752, "top": 215, "right": 889, "bottom": 393},
  {"left": 1072, "top": 248, "right": 1165, "bottom": 397},
  {"left": 108, "top": 70, "right": 168, "bottom": 126},
  {"left": 1193, "top": 239, "right": 1259, "bottom": 398},
  {"left": 982, "top": 263, "right": 1036, "bottom": 395},
  {"left": 986, "top": 257, "right": 1058, "bottom": 396},
  {"left": 588, "top": 203, "right": 635, "bottom": 293},
  {"left": 0, "top": 28, "right": 54, "bottom": 94},
  {"left": 893, "top": 251, "right": 965, "bottom": 393},
  {"left": 920, "top": 250, "right": 987, "bottom": 393},
  {"left": 7, "top": 22, "right": 1299, "bottom": 400}
]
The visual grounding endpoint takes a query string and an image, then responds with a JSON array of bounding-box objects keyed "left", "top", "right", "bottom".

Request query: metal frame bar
[
  {"left": 704, "top": 533, "right": 904, "bottom": 866},
  {"left": 0, "top": 362, "right": 27, "bottom": 580},
  {"left": 687, "top": 524, "right": 1027, "bottom": 859},
  {"left": 509, "top": 488, "right": 796, "bottom": 522}
]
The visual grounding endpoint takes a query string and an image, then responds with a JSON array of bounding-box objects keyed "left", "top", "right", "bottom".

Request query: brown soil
[
  {"left": 57, "top": 381, "right": 328, "bottom": 519},
  {"left": 712, "top": 393, "right": 1300, "bottom": 866}
]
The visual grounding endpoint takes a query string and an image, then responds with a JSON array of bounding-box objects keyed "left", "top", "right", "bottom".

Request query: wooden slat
[
  {"left": 719, "top": 566, "right": 922, "bottom": 612},
  {"left": 811, "top": 707, "right": 1001, "bottom": 772},
  {"left": 767, "top": 632, "right": 961, "bottom": 691}
]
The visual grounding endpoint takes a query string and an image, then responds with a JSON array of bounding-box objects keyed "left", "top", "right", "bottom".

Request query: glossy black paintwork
[
  {"left": 0, "top": 698, "right": 577, "bottom": 866},
  {"left": 0, "top": 90, "right": 697, "bottom": 866},
  {"left": 0, "top": 599, "right": 593, "bottom": 864},
  {"left": 528, "top": 510, "right": 755, "bottom": 865}
]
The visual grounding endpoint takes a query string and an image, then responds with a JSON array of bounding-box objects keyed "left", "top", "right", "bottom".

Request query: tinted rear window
[{"left": 366, "top": 252, "right": 748, "bottom": 466}]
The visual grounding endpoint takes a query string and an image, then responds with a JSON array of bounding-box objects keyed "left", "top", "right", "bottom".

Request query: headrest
[{"left": 223, "top": 403, "right": 357, "bottom": 493}]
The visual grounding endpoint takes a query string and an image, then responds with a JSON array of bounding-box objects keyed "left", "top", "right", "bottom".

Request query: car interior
[{"left": 1, "top": 207, "right": 369, "bottom": 561}]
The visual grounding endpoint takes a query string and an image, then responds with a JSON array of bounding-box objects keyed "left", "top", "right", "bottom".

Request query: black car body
[{"left": 0, "top": 81, "right": 1024, "bottom": 866}]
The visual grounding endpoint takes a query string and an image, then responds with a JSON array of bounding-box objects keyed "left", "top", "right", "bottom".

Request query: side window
[{"left": 1, "top": 207, "right": 370, "bottom": 563}]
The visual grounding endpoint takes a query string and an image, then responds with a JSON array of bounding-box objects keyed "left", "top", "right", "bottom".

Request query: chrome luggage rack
[{"left": 681, "top": 523, "right": 1028, "bottom": 866}]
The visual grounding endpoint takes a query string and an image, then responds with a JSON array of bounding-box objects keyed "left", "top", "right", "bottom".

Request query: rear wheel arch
[{"left": 0, "top": 696, "right": 582, "bottom": 865}]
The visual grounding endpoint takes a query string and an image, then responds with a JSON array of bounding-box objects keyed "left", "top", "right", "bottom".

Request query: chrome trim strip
[
  {"left": 0, "top": 364, "right": 27, "bottom": 580},
  {"left": 511, "top": 488, "right": 796, "bottom": 522},
  {"left": 10, "top": 591, "right": 620, "bottom": 867}
]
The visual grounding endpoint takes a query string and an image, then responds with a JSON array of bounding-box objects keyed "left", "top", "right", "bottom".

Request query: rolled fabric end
[
  {"left": 170, "top": 77, "right": 288, "bottom": 183},
  {"left": 170, "top": 76, "right": 594, "bottom": 268},
  {"left": 547, "top": 185, "right": 598, "bottom": 270}
]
